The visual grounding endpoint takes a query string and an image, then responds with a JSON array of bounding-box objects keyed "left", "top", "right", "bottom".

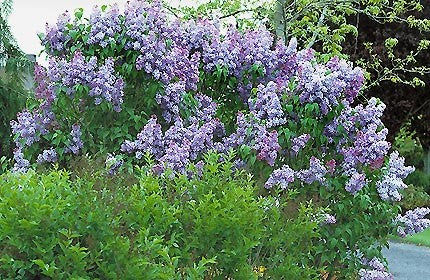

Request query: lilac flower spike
[
  {"left": 265, "top": 165, "right": 295, "bottom": 189},
  {"left": 395, "top": 207, "right": 430, "bottom": 237}
]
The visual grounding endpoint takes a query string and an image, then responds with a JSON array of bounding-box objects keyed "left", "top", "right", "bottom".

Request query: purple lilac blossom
[
  {"left": 254, "top": 127, "right": 281, "bottom": 166},
  {"left": 291, "top": 134, "right": 311, "bottom": 155},
  {"left": 358, "top": 257, "right": 393, "bottom": 280},
  {"left": 249, "top": 81, "right": 286, "bottom": 128},
  {"left": 36, "top": 148, "right": 58, "bottom": 164},
  {"left": 156, "top": 81, "right": 186, "bottom": 123},
  {"left": 12, "top": 146, "right": 30, "bottom": 173},
  {"left": 395, "top": 207, "right": 430, "bottom": 237},
  {"left": 265, "top": 165, "right": 295, "bottom": 189},
  {"left": 10, "top": 109, "right": 53, "bottom": 147},
  {"left": 105, "top": 153, "right": 124, "bottom": 175},
  {"left": 326, "top": 159, "right": 336, "bottom": 174},
  {"left": 65, "top": 124, "right": 83, "bottom": 155},
  {"left": 345, "top": 171, "right": 367, "bottom": 194},
  {"left": 120, "top": 116, "right": 164, "bottom": 159},
  {"left": 43, "top": 11, "right": 71, "bottom": 52},
  {"left": 377, "top": 151, "right": 415, "bottom": 201},
  {"left": 297, "top": 156, "right": 327, "bottom": 184},
  {"left": 87, "top": 4, "right": 121, "bottom": 48},
  {"left": 323, "top": 214, "right": 337, "bottom": 224}
]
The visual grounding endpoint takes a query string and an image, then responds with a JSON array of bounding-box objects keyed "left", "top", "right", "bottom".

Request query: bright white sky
[{"left": 8, "top": 0, "right": 199, "bottom": 61}]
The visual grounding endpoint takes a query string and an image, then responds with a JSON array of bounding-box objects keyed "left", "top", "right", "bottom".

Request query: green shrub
[{"left": 0, "top": 153, "right": 320, "bottom": 279}]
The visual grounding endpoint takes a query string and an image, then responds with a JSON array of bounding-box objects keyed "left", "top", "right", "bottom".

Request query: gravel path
[{"left": 383, "top": 241, "right": 430, "bottom": 280}]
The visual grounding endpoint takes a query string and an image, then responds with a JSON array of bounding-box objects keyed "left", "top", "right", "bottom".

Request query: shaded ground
[{"left": 383, "top": 241, "right": 430, "bottom": 280}]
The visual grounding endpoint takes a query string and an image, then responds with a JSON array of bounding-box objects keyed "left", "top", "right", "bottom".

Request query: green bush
[{"left": 0, "top": 153, "right": 320, "bottom": 279}]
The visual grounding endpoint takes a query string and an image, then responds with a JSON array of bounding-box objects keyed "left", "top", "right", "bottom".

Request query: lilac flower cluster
[
  {"left": 87, "top": 4, "right": 121, "bottom": 47},
  {"left": 156, "top": 81, "right": 185, "bottom": 123},
  {"left": 395, "top": 207, "right": 430, "bottom": 237},
  {"left": 358, "top": 258, "right": 393, "bottom": 280},
  {"left": 377, "top": 151, "right": 415, "bottom": 201},
  {"left": 323, "top": 214, "right": 337, "bottom": 224},
  {"left": 218, "top": 113, "right": 281, "bottom": 166},
  {"left": 89, "top": 58, "right": 124, "bottom": 112},
  {"left": 291, "top": 134, "right": 311, "bottom": 155},
  {"left": 105, "top": 153, "right": 124, "bottom": 175},
  {"left": 297, "top": 59, "right": 364, "bottom": 115},
  {"left": 49, "top": 52, "right": 125, "bottom": 111},
  {"left": 65, "top": 124, "right": 83, "bottom": 155},
  {"left": 341, "top": 124, "right": 390, "bottom": 171},
  {"left": 190, "top": 94, "right": 218, "bottom": 123},
  {"left": 10, "top": 109, "right": 54, "bottom": 147},
  {"left": 36, "top": 148, "right": 58, "bottom": 164},
  {"left": 120, "top": 115, "right": 164, "bottom": 159},
  {"left": 34, "top": 64, "right": 55, "bottom": 109},
  {"left": 43, "top": 11, "right": 71, "bottom": 52},
  {"left": 297, "top": 157, "right": 327, "bottom": 185},
  {"left": 264, "top": 165, "right": 295, "bottom": 189},
  {"left": 121, "top": 116, "right": 223, "bottom": 173},
  {"left": 12, "top": 147, "right": 30, "bottom": 173},
  {"left": 345, "top": 171, "right": 367, "bottom": 194},
  {"left": 248, "top": 82, "right": 286, "bottom": 128}
]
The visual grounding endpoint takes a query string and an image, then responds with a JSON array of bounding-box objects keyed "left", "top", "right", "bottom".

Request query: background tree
[{"left": 0, "top": 0, "right": 32, "bottom": 158}]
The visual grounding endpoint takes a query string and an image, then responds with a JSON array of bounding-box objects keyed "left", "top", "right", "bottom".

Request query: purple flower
[
  {"left": 65, "top": 124, "right": 83, "bottom": 155},
  {"left": 323, "top": 214, "right": 337, "bottom": 224},
  {"left": 120, "top": 115, "right": 164, "bottom": 159},
  {"left": 248, "top": 81, "right": 286, "bottom": 128},
  {"left": 254, "top": 128, "right": 281, "bottom": 166},
  {"left": 359, "top": 257, "right": 393, "bottom": 280},
  {"left": 291, "top": 134, "right": 311, "bottom": 155},
  {"left": 345, "top": 171, "right": 367, "bottom": 194},
  {"left": 376, "top": 151, "right": 415, "bottom": 201},
  {"left": 43, "top": 11, "right": 71, "bottom": 53},
  {"left": 265, "top": 165, "right": 295, "bottom": 189},
  {"left": 395, "top": 207, "right": 430, "bottom": 237},
  {"left": 105, "top": 153, "right": 124, "bottom": 175},
  {"left": 12, "top": 146, "right": 30, "bottom": 173},
  {"left": 36, "top": 148, "right": 58, "bottom": 164},
  {"left": 297, "top": 156, "right": 327, "bottom": 184}
]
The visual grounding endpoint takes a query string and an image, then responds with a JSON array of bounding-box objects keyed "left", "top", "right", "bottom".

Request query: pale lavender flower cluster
[
  {"left": 219, "top": 113, "right": 281, "bottom": 166},
  {"left": 255, "top": 128, "right": 281, "bottom": 167},
  {"left": 395, "top": 207, "right": 430, "bottom": 237},
  {"left": 49, "top": 52, "right": 125, "bottom": 111},
  {"left": 120, "top": 115, "right": 164, "bottom": 159},
  {"left": 296, "top": 156, "right": 327, "bottom": 184},
  {"left": 297, "top": 156, "right": 327, "bottom": 185},
  {"left": 65, "top": 124, "right": 83, "bottom": 155},
  {"left": 377, "top": 151, "right": 415, "bottom": 201},
  {"left": 105, "top": 153, "right": 124, "bottom": 175},
  {"left": 36, "top": 148, "right": 58, "bottom": 164},
  {"left": 121, "top": 116, "right": 224, "bottom": 173},
  {"left": 291, "top": 134, "right": 311, "bottom": 155},
  {"left": 359, "top": 258, "right": 393, "bottom": 280},
  {"left": 87, "top": 4, "right": 121, "bottom": 47},
  {"left": 345, "top": 171, "right": 367, "bottom": 194},
  {"left": 43, "top": 11, "right": 71, "bottom": 52},
  {"left": 10, "top": 109, "right": 54, "bottom": 147},
  {"left": 297, "top": 59, "right": 364, "bottom": 115},
  {"left": 326, "top": 57, "right": 365, "bottom": 103},
  {"left": 34, "top": 64, "right": 55, "bottom": 109},
  {"left": 341, "top": 124, "right": 390, "bottom": 171},
  {"left": 248, "top": 81, "right": 286, "bottom": 128},
  {"left": 190, "top": 94, "right": 218, "bottom": 123},
  {"left": 89, "top": 58, "right": 124, "bottom": 112},
  {"left": 156, "top": 81, "right": 185, "bottom": 123},
  {"left": 323, "top": 214, "right": 337, "bottom": 224},
  {"left": 264, "top": 165, "right": 295, "bottom": 189},
  {"left": 12, "top": 147, "right": 30, "bottom": 173}
]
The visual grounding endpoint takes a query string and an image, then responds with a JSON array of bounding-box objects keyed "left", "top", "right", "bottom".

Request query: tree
[{"left": 0, "top": 0, "right": 32, "bottom": 157}]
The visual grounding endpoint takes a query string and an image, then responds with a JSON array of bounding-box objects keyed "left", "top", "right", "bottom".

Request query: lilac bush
[{"left": 11, "top": 0, "right": 427, "bottom": 277}]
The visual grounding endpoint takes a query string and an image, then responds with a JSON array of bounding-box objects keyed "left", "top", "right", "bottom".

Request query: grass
[{"left": 391, "top": 228, "right": 430, "bottom": 247}]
